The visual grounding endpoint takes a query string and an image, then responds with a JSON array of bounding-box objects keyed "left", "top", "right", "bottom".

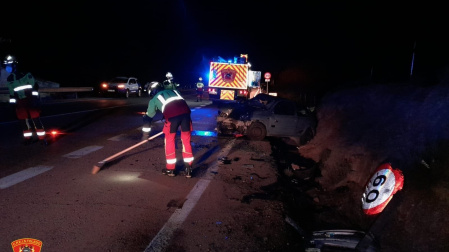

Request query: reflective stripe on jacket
[
  {"left": 196, "top": 82, "right": 204, "bottom": 89},
  {"left": 7, "top": 72, "right": 37, "bottom": 99},
  {"left": 146, "top": 90, "right": 190, "bottom": 119}
]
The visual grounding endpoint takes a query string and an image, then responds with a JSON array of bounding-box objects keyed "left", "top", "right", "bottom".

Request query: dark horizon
[{"left": 1, "top": 1, "right": 448, "bottom": 89}]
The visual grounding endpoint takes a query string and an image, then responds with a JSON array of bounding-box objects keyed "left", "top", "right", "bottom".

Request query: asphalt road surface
[
  {"left": 1, "top": 91, "right": 215, "bottom": 250},
  {"left": 0, "top": 91, "right": 303, "bottom": 251}
]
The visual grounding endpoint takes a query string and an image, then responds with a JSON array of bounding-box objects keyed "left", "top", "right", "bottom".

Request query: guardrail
[
  {"left": 0, "top": 87, "right": 94, "bottom": 102},
  {"left": 0, "top": 87, "right": 93, "bottom": 93},
  {"left": 39, "top": 87, "right": 94, "bottom": 99},
  {"left": 39, "top": 87, "right": 93, "bottom": 93}
]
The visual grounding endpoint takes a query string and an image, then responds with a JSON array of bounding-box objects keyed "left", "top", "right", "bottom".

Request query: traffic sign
[
  {"left": 264, "top": 72, "right": 271, "bottom": 79},
  {"left": 361, "top": 163, "right": 404, "bottom": 215}
]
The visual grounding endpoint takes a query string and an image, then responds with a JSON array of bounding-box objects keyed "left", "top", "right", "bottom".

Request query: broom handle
[{"left": 102, "top": 131, "right": 164, "bottom": 162}]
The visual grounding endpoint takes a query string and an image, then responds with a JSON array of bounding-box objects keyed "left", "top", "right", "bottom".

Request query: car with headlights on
[
  {"left": 99, "top": 76, "right": 142, "bottom": 98},
  {"left": 216, "top": 93, "right": 317, "bottom": 145}
]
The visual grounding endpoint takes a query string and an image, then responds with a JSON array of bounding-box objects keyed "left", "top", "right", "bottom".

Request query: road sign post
[{"left": 264, "top": 72, "right": 271, "bottom": 94}]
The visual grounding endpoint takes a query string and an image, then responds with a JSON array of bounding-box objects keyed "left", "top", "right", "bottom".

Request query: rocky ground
[
  {"left": 294, "top": 83, "right": 449, "bottom": 251},
  {"left": 187, "top": 82, "right": 449, "bottom": 252},
  {"left": 167, "top": 137, "right": 306, "bottom": 252}
]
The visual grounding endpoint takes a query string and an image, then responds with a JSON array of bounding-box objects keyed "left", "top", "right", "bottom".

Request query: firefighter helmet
[
  {"left": 3, "top": 55, "right": 17, "bottom": 65},
  {"left": 3, "top": 55, "right": 18, "bottom": 73},
  {"left": 166, "top": 72, "right": 173, "bottom": 80},
  {"left": 149, "top": 81, "right": 163, "bottom": 97}
]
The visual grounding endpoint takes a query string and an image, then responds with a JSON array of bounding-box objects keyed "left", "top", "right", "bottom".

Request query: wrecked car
[
  {"left": 305, "top": 229, "right": 380, "bottom": 251},
  {"left": 216, "top": 93, "right": 317, "bottom": 145}
]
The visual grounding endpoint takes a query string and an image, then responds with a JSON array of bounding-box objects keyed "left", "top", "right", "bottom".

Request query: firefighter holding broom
[{"left": 143, "top": 81, "right": 194, "bottom": 177}]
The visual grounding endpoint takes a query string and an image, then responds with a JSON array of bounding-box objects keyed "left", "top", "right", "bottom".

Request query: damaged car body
[{"left": 216, "top": 94, "right": 317, "bottom": 145}]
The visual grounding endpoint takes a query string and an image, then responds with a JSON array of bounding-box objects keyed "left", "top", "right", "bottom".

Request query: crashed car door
[{"left": 267, "top": 101, "right": 299, "bottom": 136}]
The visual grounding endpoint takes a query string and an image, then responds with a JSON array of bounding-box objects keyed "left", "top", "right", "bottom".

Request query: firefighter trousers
[
  {"left": 16, "top": 97, "right": 45, "bottom": 140},
  {"left": 162, "top": 113, "right": 194, "bottom": 170}
]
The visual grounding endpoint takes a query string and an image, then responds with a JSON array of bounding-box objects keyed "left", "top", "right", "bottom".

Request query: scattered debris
[
  {"left": 420, "top": 159, "right": 431, "bottom": 169},
  {"left": 307, "top": 229, "right": 380, "bottom": 251},
  {"left": 218, "top": 157, "right": 232, "bottom": 164},
  {"left": 285, "top": 215, "right": 308, "bottom": 238}
]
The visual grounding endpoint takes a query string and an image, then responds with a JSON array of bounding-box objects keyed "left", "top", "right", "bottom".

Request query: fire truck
[{"left": 207, "top": 55, "right": 262, "bottom": 102}]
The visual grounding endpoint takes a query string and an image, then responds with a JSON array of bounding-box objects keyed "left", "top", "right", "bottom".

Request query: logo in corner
[{"left": 11, "top": 238, "right": 43, "bottom": 252}]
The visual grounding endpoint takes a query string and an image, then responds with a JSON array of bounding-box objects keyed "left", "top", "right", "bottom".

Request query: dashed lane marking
[
  {"left": 108, "top": 134, "right": 127, "bottom": 141},
  {"left": 144, "top": 138, "right": 236, "bottom": 252},
  {"left": 63, "top": 146, "right": 103, "bottom": 158},
  {"left": 0, "top": 166, "right": 53, "bottom": 189}
]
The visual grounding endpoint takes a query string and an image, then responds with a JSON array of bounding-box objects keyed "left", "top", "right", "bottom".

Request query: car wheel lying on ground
[{"left": 216, "top": 93, "right": 317, "bottom": 145}]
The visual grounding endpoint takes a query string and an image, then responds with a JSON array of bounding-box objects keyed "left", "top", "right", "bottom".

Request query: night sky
[{"left": 1, "top": 1, "right": 448, "bottom": 89}]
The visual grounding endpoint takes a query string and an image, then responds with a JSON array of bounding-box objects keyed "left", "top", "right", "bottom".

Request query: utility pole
[{"left": 410, "top": 41, "right": 416, "bottom": 79}]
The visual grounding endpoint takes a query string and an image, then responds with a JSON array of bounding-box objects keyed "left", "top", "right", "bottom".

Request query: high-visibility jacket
[
  {"left": 196, "top": 81, "right": 204, "bottom": 90},
  {"left": 7, "top": 72, "right": 38, "bottom": 102},
  {"left": 146, "top": 89, "right": 190, "bottom": 120}
]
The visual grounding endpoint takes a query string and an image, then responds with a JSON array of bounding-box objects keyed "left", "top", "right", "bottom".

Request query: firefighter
[
  {"left": 143, "top": 82, "right": 194, "bottom": 177},
  {"left": 162, "top": 71, "right": 179, "bottom": 90},
  {"left": 4, "top": 55, "right": 46, "bottom": 143},
  {"left": 196, "top": 77, "right": 204, "bottom": 102}
]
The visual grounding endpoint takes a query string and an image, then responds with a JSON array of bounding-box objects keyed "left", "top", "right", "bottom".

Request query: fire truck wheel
[{"left": 247, "top": 122, "right": 267, "bottom": 141}]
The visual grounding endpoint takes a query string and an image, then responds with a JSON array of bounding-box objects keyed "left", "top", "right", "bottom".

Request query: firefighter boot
[
  {"left": 185, "top": 165, "right": 192, "bottom": 178},
  {"left": 162, "top": 169, "right": 176, "bottom": 177},
  {"left": 36, "top": 129, "right": 46, "bottom": 140},
  {"left": 141, "top": 131, "right": 149, "bottom": 141},
  {"left": 22, "top": 129, "right": 34, "bottom": 145}
]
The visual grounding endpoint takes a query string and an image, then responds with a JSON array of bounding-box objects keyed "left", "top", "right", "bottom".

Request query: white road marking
[
  {"left": 63, "top": 146, "right": 103, "bottom": 158},
  {"left": 108, "top": 134, "right": 127, "bottom": 141},
  {"left": 144, "top": 138, "right": 236, "bottom": 252},
  {"left": 0, "top": 166, "right": 53, "bottom": 189}
]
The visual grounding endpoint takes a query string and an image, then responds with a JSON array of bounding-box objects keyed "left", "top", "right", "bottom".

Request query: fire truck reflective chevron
[
  {"left": 209, "top": 62, "right": 248, "bottom": 89},
  {"left": 220, "top": 90, "right": 235, "bottom": 100}
]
